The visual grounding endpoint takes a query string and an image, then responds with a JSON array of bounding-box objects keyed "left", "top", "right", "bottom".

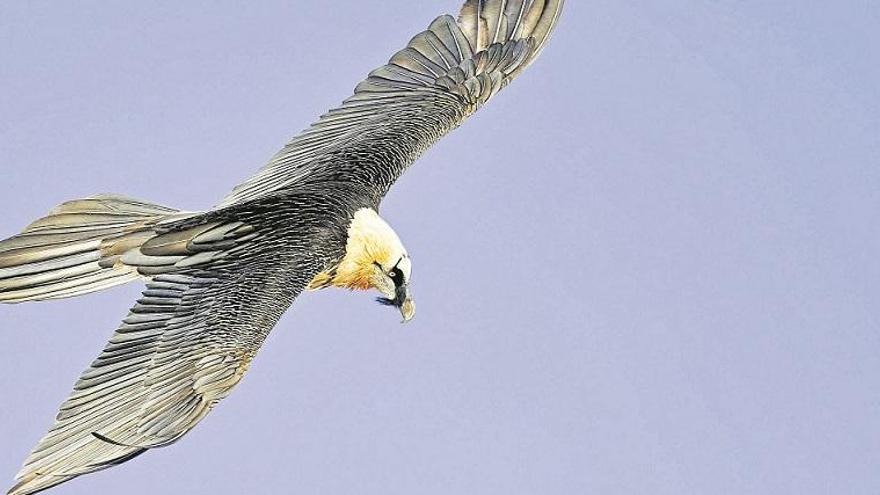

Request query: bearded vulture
[{"left": 0, "top": 1, "right": 564, "bottom": 493}]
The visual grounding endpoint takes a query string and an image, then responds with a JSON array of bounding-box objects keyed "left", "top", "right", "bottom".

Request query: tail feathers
[{"left": 0, "top": 195, "right": 183, "bottom": 303}]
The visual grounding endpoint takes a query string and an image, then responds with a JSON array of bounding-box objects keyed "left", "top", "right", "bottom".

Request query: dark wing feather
[
  {"left": 218, "top": 0, "right": 564, "bottom": 207},
  {"left": 9, "top": 220, "right": 302, "bottom": 495}
]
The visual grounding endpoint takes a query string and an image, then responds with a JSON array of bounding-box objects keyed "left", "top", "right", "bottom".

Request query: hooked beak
[
  {"left": 395, "top": 283, "right": 415, "bottom": 323},
  {"left": 398, "top": 296, "right": 416, "bottom": 323},
  {"left": 378, "top": 284, "right": 416, "bottom": 323}
]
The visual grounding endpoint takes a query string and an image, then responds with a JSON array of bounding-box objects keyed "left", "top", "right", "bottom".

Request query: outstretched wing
[
  {"left": 219, "top": 0, "right": 564, "bottom": 207},
  {"left": 9, "top": 219, "right": 307, "bottom": 495}
]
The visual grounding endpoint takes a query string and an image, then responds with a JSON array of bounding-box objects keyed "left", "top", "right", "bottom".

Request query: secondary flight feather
[{"left": 0, "top": 1, "right": 564, "bottom": 493}]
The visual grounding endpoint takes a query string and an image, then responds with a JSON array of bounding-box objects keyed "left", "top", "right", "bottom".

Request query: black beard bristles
[{"left": 375, "top": 297, "right": 396, "bottom": 306}]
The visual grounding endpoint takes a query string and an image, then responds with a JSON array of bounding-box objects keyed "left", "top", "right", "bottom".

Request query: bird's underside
[{"left": 0, "top": 1, "right": 563, "bottom": 493}]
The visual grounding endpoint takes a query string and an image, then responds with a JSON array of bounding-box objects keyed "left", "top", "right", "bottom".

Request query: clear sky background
[{"left": 1, "top": 1, "right": 878, "bottom": 494}]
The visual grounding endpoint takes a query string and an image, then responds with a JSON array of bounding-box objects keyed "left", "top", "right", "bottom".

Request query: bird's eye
[{"left": 389, "top": 270, "right": 398, "bottom": 279}]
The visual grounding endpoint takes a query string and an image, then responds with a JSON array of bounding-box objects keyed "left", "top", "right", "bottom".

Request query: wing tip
[
  {"left": 9, "top": 446, "right": 150, "bottom": 495},
  {"left": 455, "top": 0, "right": 565, "bottom": 52},
  {"left": 8, "top": 473, "right": 75, "bottom": 495}
]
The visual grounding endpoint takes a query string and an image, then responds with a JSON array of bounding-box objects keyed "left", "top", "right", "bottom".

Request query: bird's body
[{"left": 0, "top": 1, "right": 563, "bottom": 493}]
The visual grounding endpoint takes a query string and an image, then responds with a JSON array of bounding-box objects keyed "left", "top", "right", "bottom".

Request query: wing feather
[
  {"left": 219, "top": 0, "right": 564, "bottom": 207},
  {"left": 7, "top": 217, "right": 305, "bottom": 495}
]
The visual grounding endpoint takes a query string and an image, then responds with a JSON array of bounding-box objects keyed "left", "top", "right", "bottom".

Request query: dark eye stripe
[{"left": 391, "top": 257, "right": 408, "bottom": 282}]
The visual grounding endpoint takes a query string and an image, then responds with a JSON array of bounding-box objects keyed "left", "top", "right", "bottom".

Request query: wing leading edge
[{"left": 219, "top": 0, "right": 564, "bottom": 207}]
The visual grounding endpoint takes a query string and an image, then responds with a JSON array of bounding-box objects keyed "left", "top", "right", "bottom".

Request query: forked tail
[{"left": 0, "top": 195, "right": 186, "bottom": 303}]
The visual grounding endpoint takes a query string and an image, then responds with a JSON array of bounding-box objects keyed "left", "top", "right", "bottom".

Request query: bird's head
[{"left": 309, "top": 208, "right": 415, "bottom": 322}]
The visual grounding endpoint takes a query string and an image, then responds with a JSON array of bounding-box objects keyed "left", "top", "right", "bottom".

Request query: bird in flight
[{"left": 0, "top": 1, "right": 564, "bottom": 493}]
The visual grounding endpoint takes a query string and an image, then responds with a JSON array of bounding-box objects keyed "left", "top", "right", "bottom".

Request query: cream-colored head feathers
[{"left": 309, "top": 208, "right": 408, "bottom": 292}]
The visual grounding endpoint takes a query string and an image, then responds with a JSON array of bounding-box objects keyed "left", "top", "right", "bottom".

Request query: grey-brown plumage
[{"left": 0, "top": 1, "right": 563, "bottom": 494}]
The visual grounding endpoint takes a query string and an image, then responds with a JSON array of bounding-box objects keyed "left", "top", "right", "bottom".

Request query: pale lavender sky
[{"left": 1, "top": 1, "right": 878, "bottom": 494}]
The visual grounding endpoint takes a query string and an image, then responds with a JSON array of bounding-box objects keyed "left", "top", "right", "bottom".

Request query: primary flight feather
[{"left": 0, "top": 1, "right": 564, "bottom": 493}]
